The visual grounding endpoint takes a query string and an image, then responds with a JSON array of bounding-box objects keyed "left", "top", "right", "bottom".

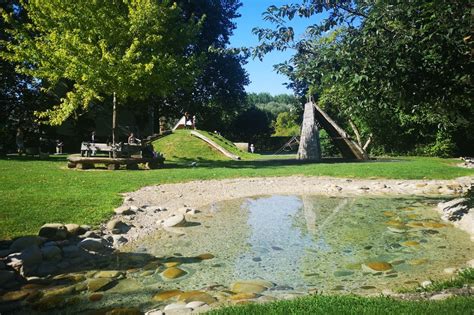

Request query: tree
[
  {"left": 253, "top": 1, "right": 473, "bottom": 156},
  {"left": 157, "top": 0, "right": 249, "bottom": 133},
  {"left": 1, "top": 0, "right": 203, "bottom": 125}
]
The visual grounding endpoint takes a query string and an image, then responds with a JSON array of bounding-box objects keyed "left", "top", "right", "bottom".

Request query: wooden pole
[{"left": 112, "top": 92, "right": 117, "bottom": 146}]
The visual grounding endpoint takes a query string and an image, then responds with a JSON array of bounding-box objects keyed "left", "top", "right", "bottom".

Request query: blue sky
[{"left": 230, "top": 1, "right": 322, "bottom": 96}]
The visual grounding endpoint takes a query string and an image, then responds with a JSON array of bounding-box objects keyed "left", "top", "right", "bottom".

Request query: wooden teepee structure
[{"left": 297, "top": 100, "right": 369, "bottom": 161}]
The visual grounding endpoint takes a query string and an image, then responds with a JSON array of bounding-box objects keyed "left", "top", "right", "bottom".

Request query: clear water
[
  {"left": 135, "top": 195, "right": 472, "bottom": 293},
  {"left": 17, "top": 195, "right": 473, "bottom": 313}
]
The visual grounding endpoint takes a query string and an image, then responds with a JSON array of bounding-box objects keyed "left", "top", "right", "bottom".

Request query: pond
[{"left": 19, "top": 195, "right": 473, "bottom": 313}]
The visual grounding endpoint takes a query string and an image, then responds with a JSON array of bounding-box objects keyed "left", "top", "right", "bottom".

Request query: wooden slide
[
  {"left": 190, "top": 131, "right": 241, "bottom": 161},
  {"left": 311, "top": 102, "right": 368, "bottom": 160}
]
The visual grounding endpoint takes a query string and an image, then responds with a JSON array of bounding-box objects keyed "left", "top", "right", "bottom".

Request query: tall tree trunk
[{"left": 297, "top": 102, "right": 321, "bottom": 161}]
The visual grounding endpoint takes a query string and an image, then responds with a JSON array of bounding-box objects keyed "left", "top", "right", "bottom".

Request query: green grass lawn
[
  {"left": 208, "top": 295, "right": 474, "bottom": 315},
  {"left": 0, "top": 131, "right": 473, "bottom": 239}
]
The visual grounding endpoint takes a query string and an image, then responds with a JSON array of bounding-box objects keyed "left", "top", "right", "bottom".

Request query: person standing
[
  {"left": 16, "top": 128, "right": 24, "bottom": 155},
  {"left": 250, "top": 143, "right": 255, "bottom": 153}
]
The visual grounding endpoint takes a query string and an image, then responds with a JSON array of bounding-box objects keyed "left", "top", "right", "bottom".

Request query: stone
[
  {"left": 0, "top": 290, "right": 30, "bottom": 303},
  {"left": 8, "top": 245, "right": 42, "bottom": 270},
  {"left": 145, "top": 309, "right": 163, "bottom": 315},
  {"left": 196, "top": 253, "right": 215, "bottom": 260},
  {"left": 297, "top": 101, "right": 321, "bottom": 161},
  {"left": 230, "top": 280, "right": 273, "bottom": 294},
  {"left": 89, "top": 293, "right": 104, "bottom": 302},
  {"left": 114, "top": 206, "right": 135, "bottom": 216},
  {"left": 94, "top": 270, "right": 124, "bottom": 278},
  {"left": 42, "top": 285, "right": 75, "bottom": 297},
  {"left": 430, "top": 293, "right": 453, "bottom": 301},
  {"left": 83, "top": 231, "right": 100, "bottom": 239},
  {"left": 38, "top": 223, "right": 68, "bottom": 240},
  {"left": 163, "top": 214, "right": 187, "bottom": 228},
  {"left": 108, "top": 279, "right": 142, "bottom": 293},
  {"left": 421, "top": 280, "right": 432, "bottom": 288},
  {"left": 107, "top": 219, "right": 130, "bottom": 234},
  {"left": 164, "top": 303, "right": 187, "bottom": 311},
  {"left": 185, "top": 301, "right": 207, "bottom": 308},
  {"left": 178, "top": 291, "right": 216, "bottom": 305},
  {"left": 334, "top": 270, "right": 354, "bottom": 277},
  {"left": 422, "top": 221, "right": 446, "bottom": 228},
  {"left": 105, "top": 308, "right": 142, "bottom": 315},
  {"left": 229, "top": 293, "right": 257, "bottom": 301},
  {"left": 443, "top": 267, "right": 456, "bottom": 274},
  {"left": 152, "top": 289, "right": 183, "bottom": 301},
  {"left": 0, "top": 270, "right": 15, "bottom": 286},
  {"left": 65, "top": 224, "right": 81, "bottom": 236},
  {"left": 164, "top": 262, "right": 181, "bottom": 268},
  {"left": 10, "top": 236, "right": 44, "bottom": 252},
  {"left": 113, "top": 235, "right": 128, "bottom": 247},
  {"left": 87, "top": 278, "right": 114, "bottom": 292},
  {"left": 408, "top": 258, "right": 428, "bottom": 266},
  {"left": 162, "top": 267, "right": 187, "bottom": 279},
  {"left": 62, "top": 245, "right": 82, "bottom": 258},
  {"left": 79, "top": 238, "right": 106, "bottom": 252},
  {"left": 362, "top": 262, "right": 393, "bottom": 272},
  {"left": 41, "top": 246, "right": 61, "bottom": 260}
]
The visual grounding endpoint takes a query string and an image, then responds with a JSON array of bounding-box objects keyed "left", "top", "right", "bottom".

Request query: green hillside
[{"left": 152, "top": 130, "right": 254, "bottom": 162}]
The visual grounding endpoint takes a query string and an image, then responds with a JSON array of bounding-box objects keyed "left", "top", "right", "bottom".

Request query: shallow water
[
  {"left": 137, "top": 195, "right": 472, "bottom": 293},
  {"left": 18, "top": 195, "right": 473, "bottom": 313}
]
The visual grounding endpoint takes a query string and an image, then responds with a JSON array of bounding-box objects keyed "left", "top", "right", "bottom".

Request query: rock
[
  {"left": 65, "top": 224, "right": 81, "bottom": 236},
  {"left": 8, "top": 245, "right": 42, "bottom": 271},
  {"left": 79, "top": 238, "right": 106, "bottom": 252},
  {"left": 422, "top": 221, "right": 446, "bottom": 228},
  {"left": 185, "top": 301, "right": 207, "bottom": 308},
  {"left": 94, "top": 270, "right": 124, "bottom": 278},
  {"left": 229, "top": 293, "right": 257, "bottom": 301},
  {"left": 114, "top": 206, "right": 135, "bottom": 216},
  {"left": 430, "top": 293, "right": 453, "bottom": 301},
  {"left": 105, "top": 308, "right": 142, "bottom": 315},
  {"left": 112, "top": 235, "right": 128, "bottom": 247},
  {"left": 87, "top": 278, "right": 114, "bottom": 292},
  {"left": 42, "top": 285, "right": 75, "bottom": 297},
  {"left": 0, "top": 290, "right": 30, "bottom": 302},
  {"left": 38, "top": 223, "right": 68, "bottom": 240},
  {"left": 401, "top": 241, "right": 420, "bottom": 247},
  {"left": 196, "top": 253, "right": 214, "bottom": 260},
  {"left": 107, "top": 219, "right": 131, "bottom": 234},
  {"left": 467, "top": 259, "right": 474, "bottom": 268},
  {"left": 178, "top": 291, "right": 216, "bottom": 304},
  {"left": 0, "top": 261, "right": 4, "bottom": 270},
  {"left": 362, "top": 262, "right": 393, "bottom": 273},
  {"left": 10, "top": 236, "right": 44, "bottom": 252},
  {"left": 89, "top": 293, "right": 104, "bottom": 302},
  {"left": 334, "top": 270, "right": 354, "bottom": 277},
  {"left": 83, "top": 231, "right": 100, "bottom": 239},
  {"left": 421, "top": 280, "right": 432, "bottom": 288},
  {"left": 41, "top": 246, "right": 61, "bottom": 260},
  {"left": 164, "top": 303, "right": 187, "bottom": 311},
  {"left": 107, "top": 279, "right": 142, "bottom": 293},
  {"left": 163, "top": 214, "right": 187, "bottom": 228},
  {"left": 152, "top": 289, "right": 183, "bottom": 301},
  {"left": 230, "top": 280, "right": 273, "bottom": 294},
  {"left": 162, "top": 267, "right": 187, "bottom": 280},
  {"left": 0, "top": 270, "right": 15, "bottom": 286},
  {"left": 0, "top": 249, "right": 11, "bottom": 258},
  {"left": 36, "top": 262, "right": 58, "bottom": 276},
  {"left": 164, "top": 262, "right": 181, "bottom": 268},
  {"left": 443, "top": 267, "right": 456, "bottom": 274},
  {"left": 62, "top": 245, "right": 81, "bottom": 258},
  {"left": 145, "top": 309, "right": 163, "bottom": 315}
]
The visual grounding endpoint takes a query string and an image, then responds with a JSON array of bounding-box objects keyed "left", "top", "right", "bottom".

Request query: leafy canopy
[
  {"left": 1, "top": 0, "right": 203, "bottom": 125},
  {"left": 253, "top": 1, "right": 473, "bottom": 155}
]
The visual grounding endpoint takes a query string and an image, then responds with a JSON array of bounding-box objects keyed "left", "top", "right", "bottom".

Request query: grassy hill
[{"left": 152, "top": 130, "right": 255, "bottom": 162}]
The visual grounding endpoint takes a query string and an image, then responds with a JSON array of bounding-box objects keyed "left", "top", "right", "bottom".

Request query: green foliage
[
  {"left": 209, "top": 294, "right": 474, "bottom": 315},
  {"left": 253, "top": 1, "right": 474, "bottom": 156},
  {"left": 1, "top": 0, "right": 203, "bottom": 125},
  {"left": 1, "top": 155, "right": 473, "bottom": 239},
  {"left": 424, "top": 130, "right": 457, "bottom": 158},
  {"left": 273, "top": 111, "right": 300, "bottom": 136}
]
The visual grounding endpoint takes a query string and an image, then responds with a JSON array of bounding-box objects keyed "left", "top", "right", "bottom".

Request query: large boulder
[
  {"left": 7, "top": 245, "right": 42, "bottom": 276},
  {"left": 0, "top": 270, "right": 15, "bottom": 287},
  {"left": 39, "top": 224, "right": 68, "bottom": 240},
  {"left": 297, "top": 102, "right": 321, "bottom": 161},
  {"left": 41, "top": 246, "right": 62, "bottom": 261}
]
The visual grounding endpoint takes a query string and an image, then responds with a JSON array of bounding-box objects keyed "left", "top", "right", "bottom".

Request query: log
[{"left": 297, "top": 102, "right": 321, "bottom": 161}]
